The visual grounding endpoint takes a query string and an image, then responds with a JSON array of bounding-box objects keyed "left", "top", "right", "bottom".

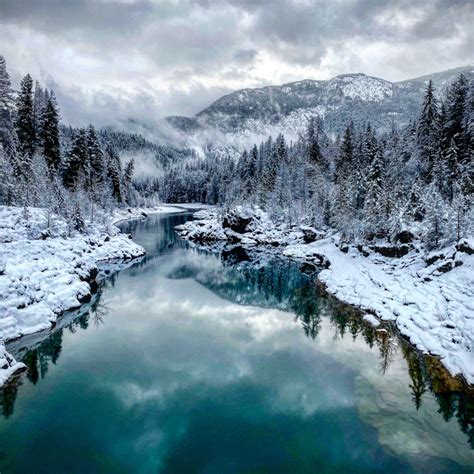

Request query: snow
[
  {"left": 177, "top": 207, "right": 474, "bottom": 384},
  {"left": 327, "top": 74, "right": 393, "bottom": 101},
  {"left": 0, "top": 341, "right": 24, "bottom": 386},
  {"left": 0, "top": 205, "right": 180, "bottom": 387}
]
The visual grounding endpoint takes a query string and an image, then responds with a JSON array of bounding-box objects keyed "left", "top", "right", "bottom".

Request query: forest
[{"left": 159, "top": 75, "right": 473, "bottom": 249}]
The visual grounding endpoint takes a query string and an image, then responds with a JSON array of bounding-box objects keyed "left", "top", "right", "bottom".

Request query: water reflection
[{"left": 0, "top": 212, "right": 473, "bottom": 472}]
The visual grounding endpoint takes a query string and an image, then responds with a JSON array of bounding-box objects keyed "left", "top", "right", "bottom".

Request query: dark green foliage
[
  {"left": 15, "top": 74, "right": 36, "bottom": 165},
  {"left": 41, "top": 95, "right": 61, "bottom": 172}
]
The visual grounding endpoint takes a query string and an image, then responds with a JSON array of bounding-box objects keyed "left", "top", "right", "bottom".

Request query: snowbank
[
  {"left": 0, "top": 205, "right": 180, "bottom": 386},
  {"left": 177, "top": 207, "right": 474, "bottom": 384},
  {"left": 0, "top": 341, "right": 24, "bottom": 386},
  {"left": 111, "top": 205, "right": 186, "bottom": 225}
]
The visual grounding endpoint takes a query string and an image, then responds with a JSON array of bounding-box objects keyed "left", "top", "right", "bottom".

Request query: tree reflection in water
[{"left": 1, "top": 240, "right": 473, "bottom": 450}]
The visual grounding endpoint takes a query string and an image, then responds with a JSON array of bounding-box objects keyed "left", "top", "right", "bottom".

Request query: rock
[
  {"left": 456, "top": 239, "right": 474, "bottom": 255},
  {"left": 222, "top": 208, "right": 253, "bottom": 234},
  {"left": 300, "top": 226, "right": 323, "bottom": 244},
  {"left": 436, "top": 261, "right": 454, "bottom": 273},
  {"left": 339, "top": 243, "right": 349, "bottom": 253},
  {"left": 426, "top": 252, "right": 444, "bottom": 266},
  {"left": 357, "top": 244, "right": 370, "bottom": 257},
  {"left": 299, "top": 262, "right": 317, "bottom": 275},
  {"left": 222, "top": 245, "right": 250, "bottom": 263},
  {"left": 394, "top": 230, "right": 414, "bottom": 244},
  {"left": 225, "top": 230, "right": 242, "bottom": 244},
  {"left": 372, "top": 244, "right": 411, "bottom": 258}
]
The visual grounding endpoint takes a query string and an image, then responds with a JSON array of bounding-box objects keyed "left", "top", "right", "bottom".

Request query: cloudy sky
[{"left": 1, "top": 0, "right": 473, "bottom": 128}]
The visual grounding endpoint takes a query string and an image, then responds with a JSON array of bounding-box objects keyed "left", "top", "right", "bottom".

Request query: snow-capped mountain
[{"left": 162, "top": 65, "right": 474, "bottom": 147}]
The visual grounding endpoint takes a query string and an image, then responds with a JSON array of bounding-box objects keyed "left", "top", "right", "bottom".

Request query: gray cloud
[{"left": 0, "top": 0, "right": 472, "bottom": 129}]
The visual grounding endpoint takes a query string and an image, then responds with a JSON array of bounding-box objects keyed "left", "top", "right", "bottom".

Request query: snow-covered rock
[{"left": 0, "top": 341, "right": 24, "bottom": 386}]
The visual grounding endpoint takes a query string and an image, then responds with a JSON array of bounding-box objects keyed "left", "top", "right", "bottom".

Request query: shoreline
[
  {"left": 0, "top": 205, "right": 186, "bottom": 387},
  {"left": 176, "top": 207, "right": 474, "bottom": 386}
]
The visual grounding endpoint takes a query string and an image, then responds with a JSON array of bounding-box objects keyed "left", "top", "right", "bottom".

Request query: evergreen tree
[
  {"left": 63, "top": 129, "right": 87, "bottom": 191},
  {"left": 41, "top": 95, "right": 61, "bottom": 172},
  {"left": 307, "top": 117, "right": 322, "bottom": 166},
  {"left": 363, "top": 147, "right": 386, "bottom": 236},
  {"left": 86, "top": 125, "right": 105, "bottom": 184},
  {"left": 0, "top": 56, "right": 19, "bottom": 173},
  {"left": 416, "top": 79, "right": 440, "bottom": 181},
  {"left": 422, "top": 183, "right": 449, "bottom": 249},
  {"left": 122, "top": 158, "right": 135, "bottom": 204},
  {"left": 106, "top": 145, "right": 123, "bottom": 204},
  {"left": 33, "top": 81, "right": 46, "bottom": 145},
  {"left": 15, "top": 74, "right": 36, "bottom": 166},
  {"left": 335, "top": 123, "right": 354, "bottom": 184}
]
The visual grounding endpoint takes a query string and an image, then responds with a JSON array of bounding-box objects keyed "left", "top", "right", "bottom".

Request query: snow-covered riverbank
[
  {"left": 0, "top": 205, "right": 185, "bottom": 386},
  {"left": 176, "top": 207, "right": 474, "bottom": 385}
]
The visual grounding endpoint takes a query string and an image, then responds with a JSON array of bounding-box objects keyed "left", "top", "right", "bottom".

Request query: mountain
[{"left": 162, "top": 65, "right": 474, "bottom": 146}]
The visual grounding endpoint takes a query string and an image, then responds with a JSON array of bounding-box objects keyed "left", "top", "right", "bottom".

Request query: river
[{"left": 0, "top": 211, "right": 473, "bottom": 473}]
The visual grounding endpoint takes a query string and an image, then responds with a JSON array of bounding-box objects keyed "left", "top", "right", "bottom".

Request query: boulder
[
  {"left": 372, "top": 244, "right": 411, "bottom": 258},
  {"left": 222, "top": 208, "right": 253, "bottom": 234},
  {"left": 300, "top": 226, "right": 323, "bottom": 244},
  {"left": 456, "top": 239, "right": 474, "bottom": 255},
  {"left": 394, "top": 230, "right": 415, "bottom": 244}
]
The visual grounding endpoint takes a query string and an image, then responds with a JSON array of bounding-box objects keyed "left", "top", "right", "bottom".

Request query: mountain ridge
[{"left": 160, "top": 65, "right": 473, "bottom": 146}]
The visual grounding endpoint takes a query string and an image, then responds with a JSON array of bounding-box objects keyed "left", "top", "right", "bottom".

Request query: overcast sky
[{"left": 1, "top": 0, "right": 473, "bottom": 128}]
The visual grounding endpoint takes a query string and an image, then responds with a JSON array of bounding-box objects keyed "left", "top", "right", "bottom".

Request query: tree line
[{"left": 0, "top": 56, "right": 136, "bottom": 231}]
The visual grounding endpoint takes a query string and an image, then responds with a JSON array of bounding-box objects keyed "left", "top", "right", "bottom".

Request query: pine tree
[
  {"left": 276, "top": 133, "right": 288, "bottom": 164},
  {"left": 15, "top": 74, "right": 36, "bottom": 166},
  {"left": 335, "top": 123, "right": 354, "bottom": 184},
  {"left": 307, "top": 117, "right": 322, "bottom": 166},
  {"left": 41, "top": 95, "right": 61, "bottom": 172},
  {"left": 63, "top": 129, "right": 87, "bottom": 191},
  {"left": 106, "top": 145, "right": 123, "bottom": 204},
  {"left": 416, "top": 79, "right": 440, "bottom": 181},
  {"left": 422, "top": 183, "right": 448, "bottom": 249},
  {"left": 0, "top": 56, "right": 13, "bottom": 110},
  {"left": 444, "top": 137, "right": 462, "bottom": 202},
  {"left": 86, "top": 125, "right": 105, "bottom": 184},
  {"left": 0, "top": 56, "right": 19, "bottom": 173},
  {"left": 122, "top": 158, "right": 135, "bottom": 204},
  {"left": 363, "top": 147, "right": 386, "bottom": 236},
  {"left": 33, "top": 81, "right": 46, "bottom": 146},
  {"left": 446, "top": 74, "right": 468, "bottom": 146}
]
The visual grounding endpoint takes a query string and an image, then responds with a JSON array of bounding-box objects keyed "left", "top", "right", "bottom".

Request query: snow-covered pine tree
[
  {"left": 33, "top": 81, "right": 46, "bottom": 147},
  {"left": 422, "top": 183, "right": 449, "bottom": 249},
  {"left": 362, "top": 146, "right": 386, "bottom": 237},
  {"left": 122, "top": 158, "right": 135, "bottom": 205},
  {"left": 416, "top": 79, "right": 440, "bottom": 181},
  {"left": 444, "top": 137, "right": 462, "bottom": 202},
  {"left": 41, "top": 94, "right": 61, "bottom": 172},
  {"left": 0, "top": 56, "right": 19, "bottom": 175},
  {"left": 446, "top": 74, "right": 468, "bottom": 148},
  {"left": 15, "top": 74, "right": 36, "bottom": 170},
  {"left": 335, "top": 123, "right": 354, "bottom": 185},
  {"left": 106, "top": 145, "right": 123, "bottom": 204},
  {"left": 63, "top": 129, "right": 88, "bottom": 191},
  {"left": 307, "top": 117, "right": 322, "bottom": 166}
]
